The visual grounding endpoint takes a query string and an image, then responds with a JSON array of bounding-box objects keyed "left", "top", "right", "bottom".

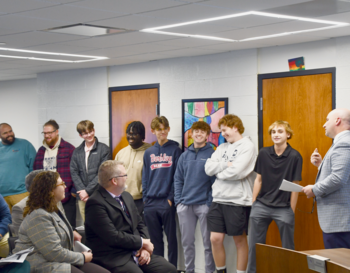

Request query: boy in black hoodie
[{"left": 142, "top": 116, "right": 182, "bottom": 268}]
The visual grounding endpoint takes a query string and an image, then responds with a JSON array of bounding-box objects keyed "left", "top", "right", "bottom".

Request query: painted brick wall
[
  {"left": 0, "top": 78, "right": 38, "bottom": 149},
  {"left": 36, "top": 67, "right": 109, "bottom": 148}
]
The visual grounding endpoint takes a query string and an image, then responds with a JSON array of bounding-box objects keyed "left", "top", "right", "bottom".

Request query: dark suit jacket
[{"left": 85, "top": 185, "right": 149, "bottom": 270}]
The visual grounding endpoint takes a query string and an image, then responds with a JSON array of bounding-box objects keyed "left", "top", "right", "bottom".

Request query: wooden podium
[{"left": 256, "top": 244, "right": 350, "bottom": 273}]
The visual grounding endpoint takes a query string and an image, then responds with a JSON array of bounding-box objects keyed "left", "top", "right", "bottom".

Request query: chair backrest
[
  {"left": 8, "top": 236, "right": 18, "bottom": 255},
  {"left": 8, "top": 224, "right": 16, "bottom": 237}
]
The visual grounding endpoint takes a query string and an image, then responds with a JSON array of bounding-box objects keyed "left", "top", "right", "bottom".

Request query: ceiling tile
[
  {"left": 299, "top": 26, "right": 350, "bottom": 38},
  {"left": 257, "top": 33, "right": 330, "bottom": 46},
  {"left": 216, "top": 20, "right": 331, "bottom": 40},
  {"left": 0, "top": 60, "right": 44, "bottom": 69},
  {"left": 37, "top": 0, "right": 83, "bottom": 4},
  {"left": 59, "top": 31, "right": 179, "bottom": 48},
  {"left": 195, "top": 40, "right": 271, "bottom": 51},
  {"left": 140, "top": 3, "right": 231, "bottom": 22},
  {"left": 17, "top": 4, "right": 123, "bottom": 24},
  {"left": 0, "top": 14, "right": 66, "bottom": 32},
  {"left": 2, "top": 31, "right": 87, "bottom": 48},
  {"left": 0, "top": 0, "right": 58, "bottom": 13},
  {"left": 77, "top": 42, "right": 183, "bottom": 58},
  {"left": 23, "top": 43, "right": 98, "bottom": 53},
  {"left": 318, "top": 10, "right": 350, "bottom": 23},
  {"left": 154, "top": 37, "right": 228, "bottom": 48},
  {"left": 92, "top": 14, "right": 174, "bottom": 30},
  {"left": 264, "top": 0, "right": 350, "bottom": 17},
  {"left": 167, "top": 14, "right": 289, "bottom": 36},
  {"left": 202, "top": 0, "right": 311, "bottom": 13},
  {"left": 69, "top": 0, "right": 187, "bottom": 14},
  {"left": 173, "top": 0, "right": 211, "bottom": 3},
  {"left": 0, "top": 27, "right": 23, "bottom": 36}
]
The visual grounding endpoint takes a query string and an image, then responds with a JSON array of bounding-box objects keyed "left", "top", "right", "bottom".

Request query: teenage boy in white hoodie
[
  {"left": 205, "top": 114, "right": 257, "bottom": 273},
  {"left": 247, "top": 121, "right": 302, "bottom": 273}
]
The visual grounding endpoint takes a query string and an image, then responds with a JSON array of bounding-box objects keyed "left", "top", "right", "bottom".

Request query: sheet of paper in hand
[
  {"left": 279, "top": 179, "right": 303, "bottom": 192},
  {"left": 0, "top": 246, "right": 34, "bottom": 266},
  {"left": 74, "top": 241, "right": 91, "bottom": 252}
]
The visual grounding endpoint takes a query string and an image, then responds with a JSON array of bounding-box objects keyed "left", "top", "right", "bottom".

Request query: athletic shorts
[{"left": 207, "top": 202, "right": 251, "bottom": 236}]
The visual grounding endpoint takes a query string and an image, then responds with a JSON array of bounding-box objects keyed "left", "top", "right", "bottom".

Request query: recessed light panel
[
  {"left": 44, "top": 24, "right": 132, "bottom": 37},
  {"left": 141, "top": 11, "right": 349, "bottom": 42},
  {"left": 0, "top": 47, "right": 108, "bottom": 63}
]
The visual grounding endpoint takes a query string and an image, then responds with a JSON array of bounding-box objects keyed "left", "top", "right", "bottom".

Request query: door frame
[
  {"left": 108, "top": 83, "right": 160, "bottom": 154},
  {"left": 257, "top": 68, "right": 336, "bottom": 149}
]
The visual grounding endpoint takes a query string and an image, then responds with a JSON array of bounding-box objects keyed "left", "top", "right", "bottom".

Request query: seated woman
[{"left": 13, "top": 171, "right": 110, "bottom": 273}]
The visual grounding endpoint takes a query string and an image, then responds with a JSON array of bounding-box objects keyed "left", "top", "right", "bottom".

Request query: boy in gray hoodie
[{"left": 205, "top": 114, "right": 257, "bottom": 273}]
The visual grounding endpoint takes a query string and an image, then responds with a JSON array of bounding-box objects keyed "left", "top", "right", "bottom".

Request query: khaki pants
[
  {"left": 0, "top": 233, "right": 9, "bottom": 258},
  {"left": 78, "top": 200, "right": 86, "bottom": 222},
  {"left": 3, "top": 192, "right": 29, "bottom": 212}
]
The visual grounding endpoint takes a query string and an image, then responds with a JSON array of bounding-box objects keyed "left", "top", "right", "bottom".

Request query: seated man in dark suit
[{"left": 85, "top": 160, "right": 177, "bottom": 273}]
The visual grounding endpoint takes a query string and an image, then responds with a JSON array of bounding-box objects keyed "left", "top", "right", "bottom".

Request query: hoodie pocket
[{"left": 212, "top": 180, "right": 243, "bottom": 200}]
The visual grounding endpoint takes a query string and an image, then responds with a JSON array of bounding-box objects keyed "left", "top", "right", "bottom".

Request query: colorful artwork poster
[
  {"left": 288, "top": 57, "right": 305, "bottom": 71},
  {"left": 182, "top": 98, "right": 228, "bottom": 151}
]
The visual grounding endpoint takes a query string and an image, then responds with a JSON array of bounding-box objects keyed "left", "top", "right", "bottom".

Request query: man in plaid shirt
[{"left": 33, "top": 119, "right": 76, "bottom": 227}]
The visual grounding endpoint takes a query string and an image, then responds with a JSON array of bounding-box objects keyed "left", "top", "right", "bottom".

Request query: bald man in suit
[{"left": 303, "top": 108, "right": 350, "bottom": 249}]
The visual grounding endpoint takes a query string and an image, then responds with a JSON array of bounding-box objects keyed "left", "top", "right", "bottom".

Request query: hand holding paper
[{"left": 279, "top": 179, "right": 303, "bottom": 192}]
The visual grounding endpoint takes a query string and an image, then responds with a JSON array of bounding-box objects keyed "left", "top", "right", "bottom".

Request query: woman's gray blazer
[{"left": 13, "top": 208, "right": 84, "bottom": 273}]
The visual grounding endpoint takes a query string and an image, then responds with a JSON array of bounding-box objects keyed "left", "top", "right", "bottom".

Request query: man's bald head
[
  {"left": 334, "top": 108, "right": 350, "bottom": 127},
  {"left": 0, "top": 123, "right": 11, "bottom": 132},
  {"left": 0, "top": 123, "right": 15, "bottom": 145},
  {"left": 324, "top": 108, "right": 350, "bottom": 138}
]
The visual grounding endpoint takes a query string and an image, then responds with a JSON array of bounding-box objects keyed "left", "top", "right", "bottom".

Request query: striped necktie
[
  {"left": 115, "top": 196, "right": 131, "bottom": 219},
  {"left": 115, "top": 196, "right": 138, "bottom": 265}
]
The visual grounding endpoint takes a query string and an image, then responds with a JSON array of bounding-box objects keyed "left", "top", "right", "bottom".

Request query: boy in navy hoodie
[
  {"left": 174, "top": 121, "right": 215, "bottom": 273},
  {"left": 142, "top": 116, "right": 182, "bottom": 268}
]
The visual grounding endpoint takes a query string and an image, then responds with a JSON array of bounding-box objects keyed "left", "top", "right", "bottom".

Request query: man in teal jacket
[{"left": 0, "top": 123, "right": 36, "bottom": 211}]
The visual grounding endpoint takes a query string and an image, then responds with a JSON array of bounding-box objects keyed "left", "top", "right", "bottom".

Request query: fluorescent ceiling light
[
  {"left": 140, "top": 11, "right": 349, "bottom": 42},
  {"left": 0, "top": 47, "right": 108, "bottom": 63},
  {"left": 44, "top": 24, "right": 131, "bottom": 37}
]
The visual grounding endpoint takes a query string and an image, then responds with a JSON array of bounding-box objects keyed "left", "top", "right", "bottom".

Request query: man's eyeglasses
[
  {"left": 109, "top": 174, "right": 128, "bottom": 180},
  {"left": 42, "top": 130, "right": 57, "bottom": 136}
]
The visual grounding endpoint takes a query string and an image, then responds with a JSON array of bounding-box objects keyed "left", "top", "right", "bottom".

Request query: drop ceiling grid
[
  {"left": 202, "top": 0, "right": 312, "bottom": 12},
  {"left": 68, "top": 0, "right": 189, "bottom": 14},
  {"left": 0, "top": 14, "right": 68, "bottom": 32},
  {"left": 56, "top": 31, "right": 180, "bottom": 49},
  {"left": 15, "top": 5, "right": 125, "bottom": 24},
  {"left": 1, "top": 31, "right": 88, "bottom": 48},
  {"left": 0, "top": 0, "right": 349, "bottom": 82},
  {"left": 165, "top": 15, "right": 291, "bottom": 36}
]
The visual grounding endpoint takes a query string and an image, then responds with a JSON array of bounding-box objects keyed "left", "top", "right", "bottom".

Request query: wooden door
[
  {"left": 110, "top": 86, "right": 158, "bottom": 158},
  {"left": 260, "top": 71, "right": 333, "bottom": 250}
]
